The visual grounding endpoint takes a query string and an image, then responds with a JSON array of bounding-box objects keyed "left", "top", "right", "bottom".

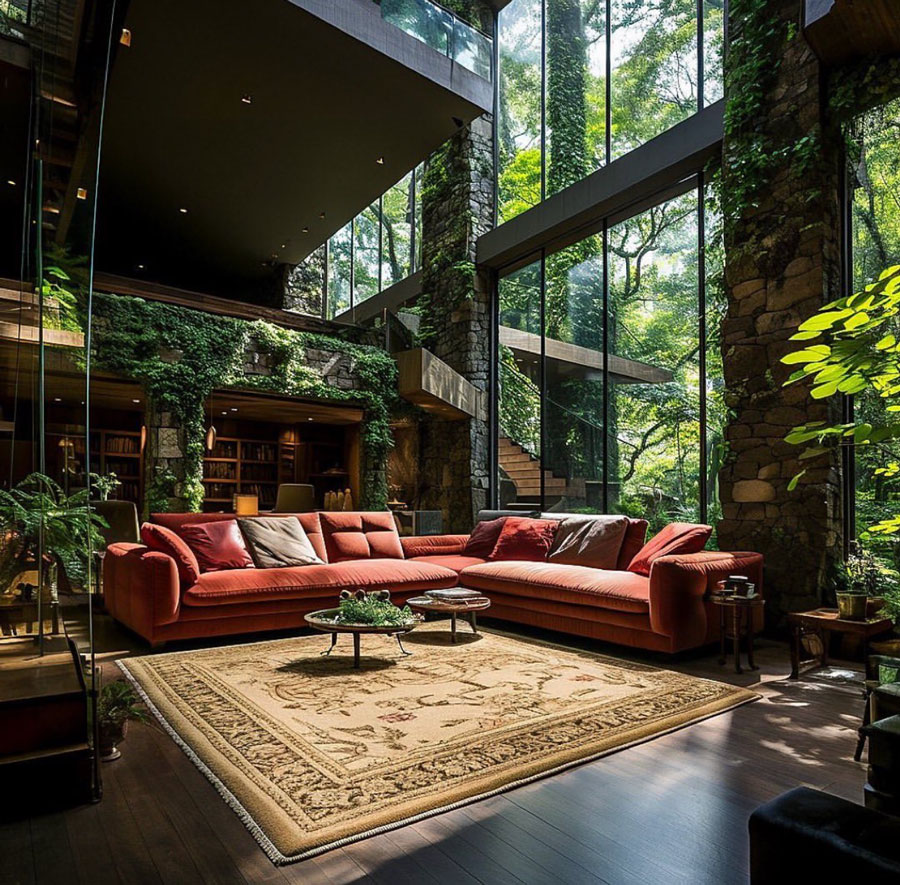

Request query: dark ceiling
[{"left": 95, "top": 0, "right": 487, "bottom": 301}]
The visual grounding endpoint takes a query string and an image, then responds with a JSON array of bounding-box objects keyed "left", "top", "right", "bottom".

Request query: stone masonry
[
  {"left": 418, "top": 113, "right": 494, "bottom": 532},
  {"left": 717, "top": 0, "right": 844, "bottom": 624}
]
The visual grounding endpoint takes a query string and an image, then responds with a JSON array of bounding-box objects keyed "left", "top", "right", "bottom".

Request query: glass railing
[{"left": 379, "top": 0, "right": 492, "bottom": 81}]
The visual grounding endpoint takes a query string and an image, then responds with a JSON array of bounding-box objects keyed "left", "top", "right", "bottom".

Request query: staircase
[{"left": 498, "top": 436, "right": 586, "bottom": 507}]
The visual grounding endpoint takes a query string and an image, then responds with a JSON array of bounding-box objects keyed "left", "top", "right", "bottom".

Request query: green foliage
[
  {"left": 335, "top": 596, "right": 415, "bottom": 627},
  {"left": 0, "top": 473, "right": 107, "bottom": 592},
  {"left": 499, "top": 345, "right": 540, "bottom": 455},
  {"left": 89, "top": 472, "right": 121, "bottom": 502},
  {"left": 89, "top": 293, "right": 398, "bottom": 511},
  {"left": 839, "top": 548, "right": 898, "bottom": 596},
  {"left": 98, "top": 680, "right": 149, "bottom": 728}
]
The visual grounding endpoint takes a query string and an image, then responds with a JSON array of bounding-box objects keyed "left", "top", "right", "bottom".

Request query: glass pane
[
  {"left": 327, "top": 223, "right": 352, "bottom": 317},
  {"left": 703, "top": 0, "right": 724, "bottom": 105},
  {"left": 381, "top": 174, "right": 413, "bottom": 289},
  {"left": 546, "top": 0, "right": 605, "bottom": 198},
  {"left": 611, "top": 0, "right": 698, "bottom": 159},
  {"left": 545, "top": 240, "right": 605, "bottom": 510},
  {"left": 608, "top": 192, "right": 701, "bottom": 531},
  {"left": 414, "top": 164, "right": 424, "bottom": 272},
  {"left": 498, "top": 0, "right": 542, "bottom": 222},
  {"left": 452, "top": 18, "right": 492, "bottom": 79},
  {"left": 850, "top": 98, "right": 900, "bottom": 563},
  {"left": 354, "top": 204, "right": 380, "bottom": 305},
  {"left": 284, "top": 245, "right": 325, "bottom": 316},
  {"left": 705, "top": 185, "right": 725, "bottom": 543},
  {"left": 381, "top": 0, "right": 451, "bottom": 56},
  {"left": 498, "top": 261, "right": 542, "bottom": 508}
]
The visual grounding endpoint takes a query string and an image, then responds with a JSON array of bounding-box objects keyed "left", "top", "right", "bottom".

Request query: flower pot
[
  {"left": 98, "top": 719, "right": 128, "bottom": 762},
  {"left": 837, "top": 592, "right": 868, "bottom": 621}
]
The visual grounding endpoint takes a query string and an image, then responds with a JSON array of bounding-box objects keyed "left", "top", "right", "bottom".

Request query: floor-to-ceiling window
[
  {"left": 847, "top": 97, "right": 900, "bottom": 564},
  {"left": 498, "top": 0, "right": 722, "bottom": 223},
  {"left": 495, "top": 178, "right": 721, "bottom": 532}
]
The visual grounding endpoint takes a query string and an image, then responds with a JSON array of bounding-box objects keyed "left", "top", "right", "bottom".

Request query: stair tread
[{"left": 0, "top": 742, "right": 91, "bottom": 768}]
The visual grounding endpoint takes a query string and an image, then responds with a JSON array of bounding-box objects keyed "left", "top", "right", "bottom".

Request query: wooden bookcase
[
  {"left": 89, "top": 429, "right": 144, "bottom": 505},
  {"left": 203, "top": 437, "right": 279, "bottom": 510}
]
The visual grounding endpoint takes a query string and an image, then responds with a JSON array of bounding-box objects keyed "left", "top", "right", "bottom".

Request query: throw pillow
[
  {"left": 463, "top": 516, "right": 508, "bottom": 557},
  {"left": 547, "top": 515, "right": 629, "bottom": 570},
  {"left": 140, "top": 522, "right": 200, "bottom": 585},
  {"left": 627, "top": 522, "right": 712, "bottom": 577},
  {"left": 238, "top": 517, "right": 324, "bottom": 568},
  {"left": 488, "top": 516, "right": 559, "bottom": 562},
  {"left": 178, "top": 519, "right": 255, "bottom": 572}
]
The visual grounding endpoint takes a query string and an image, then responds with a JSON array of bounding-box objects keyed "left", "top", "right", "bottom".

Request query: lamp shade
[{"left": 233, "top": 494, "right": 259, "bottom": 516}]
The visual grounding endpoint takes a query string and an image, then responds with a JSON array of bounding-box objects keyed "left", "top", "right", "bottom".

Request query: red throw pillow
[
  {"left": 178, "top": 519, "right": 255, "bottom": 572},
  {"left": 463, "top": 517, "right": 507, "bottom": 557},
  {"left": 141, "top": 522, "right": 200, "bottom": 586},
  {"left": 488, "top": 517, "right": 559, "bottom": 562},
  {"left": 627, "top": 522, "right": 712, "bottom": 577}
]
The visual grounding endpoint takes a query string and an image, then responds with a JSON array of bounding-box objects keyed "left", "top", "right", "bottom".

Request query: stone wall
[
  {"left": 717, "top": 0, "right": 844, "bottom": 623},
  {"left": 417, "top": 113, "right": 494, "bottom": 532}
]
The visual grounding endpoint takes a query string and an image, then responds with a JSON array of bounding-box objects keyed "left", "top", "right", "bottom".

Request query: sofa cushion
[
  {"left": 460, "top": 561, "right": 650, "bottom": 614},
  {"left": 617, "top": 518, "right": 649, "bottom": 570},
  {"left": 179, "top": 520, "right": 255, "bottom": 572},
  {"left": 489, "top": 517, "right": 559, "bottom": 562},
  {"left": 153, "top": 512, "right": 328, "bottom": 563},
  {"left": 548, "top": 515, "right": 629, "bottom": 569},
  {"left": 238, "top": 516, "right": 324, "bottom": 568},
  {"left": 464, "top": 516, "right": 507, "bottom": 557},
  {"left": 410, "top": 554, "right": 487, "bottom": 574},
  {"left": 628, "top": 522, "right": 712, "bottom": 577},
  {"left": 140, "top": 522, "right": 200, "bottom": 586},
  {"left": 318, "top": 511, "right": 404, "bottom": 562},
  {"left": 182, "top": 558, "right": 458, "bottom": 606}
]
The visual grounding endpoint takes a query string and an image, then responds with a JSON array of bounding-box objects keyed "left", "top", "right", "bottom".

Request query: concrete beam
[{"left": 394, "top": 347, "right": 485, "bottom": 420}]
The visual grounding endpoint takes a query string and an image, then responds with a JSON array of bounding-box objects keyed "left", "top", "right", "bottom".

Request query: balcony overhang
[
  {"left": 394, "top": 347, "right": 485, "bottom": 420},
  {"left": 95, "top": 0, "right": 490, "bottom": 301},
  {"left": 804, "top": 0, "right": 900, "bottom": 65}
]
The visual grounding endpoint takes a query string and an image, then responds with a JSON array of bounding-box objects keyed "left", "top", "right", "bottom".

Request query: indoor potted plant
[
  {"left": 97, "top": 679, "right": 148, "bottom": 761},
  {"left": 0, "top": 472, "right": 107, "bottom": 595},
  {"left": 839, "top": 550, "right": 884, "bottom": 620}
]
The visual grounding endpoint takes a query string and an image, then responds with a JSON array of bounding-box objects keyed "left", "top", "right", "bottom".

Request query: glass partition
[{"left": 353, "top": 203, "right": 381, "bottom": 306}]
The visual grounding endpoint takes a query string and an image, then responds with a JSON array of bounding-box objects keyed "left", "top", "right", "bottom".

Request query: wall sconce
[{"left": 233, "top": 494, "right": 258, "bottom": 516}]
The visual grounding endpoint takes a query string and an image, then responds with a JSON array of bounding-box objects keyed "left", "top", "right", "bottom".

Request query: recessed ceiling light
[
  {"left": 6, "top": 180, "right": 15, "bottom": 186},
  {"left": 240, "top": 94, "right": 252, "bottom": 104},
  {"left": 132, "top": 398, "right": 140, "bottom": 404},
  {"left": 319, "top": 212, "right": 326, "bottom": 219},
  {"left": 53, "top": 397, "right": 62, "bottom": 402},
  {"left": 230, "top": 407, "right": 238, "bottom": 412},
  {"left": 280, "top": 243, "right": 286, "bottom": 249},
  {"left": 76, "top": 187, "right": 87, "bottom": 200},
  {"left": 221, "top": 410, "right": 227, "bottom": 416},
  {"left": 302, "top": 227, "right": 309, "bottom": 233},
  {"left": 136, "top": 263, "right": 145, "bottom": 270},
  {"left": 120, "top": 28, "right": 132, "bottom": 46},
  {"left": 307, "top": 417, "right": 314, "bottom": 421},
  {"left": 376, "top": 157, "right": 384, "bottom": 165},
  {"left": 179, "top": 207, "right": 188, "bottom": 214}
]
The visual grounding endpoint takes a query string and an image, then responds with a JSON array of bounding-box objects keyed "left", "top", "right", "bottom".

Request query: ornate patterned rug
[{"left": 119, "top": 625, "right": 757, "bottom": 864}]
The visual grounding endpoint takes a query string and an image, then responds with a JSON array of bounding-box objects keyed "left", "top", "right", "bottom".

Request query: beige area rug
[{"left": 119, "top": 625, "right": 758, "bottom": 864}]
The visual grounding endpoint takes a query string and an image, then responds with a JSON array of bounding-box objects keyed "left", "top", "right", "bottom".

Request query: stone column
[
  {"left": 143, "top": 399, "right": 196, "bottom": 517},
  {"left": 717, "top": 0, "right": 843, "bottom": 623},
  {"left": 418, "top": 114, "right": 494, "bottom": 532}
]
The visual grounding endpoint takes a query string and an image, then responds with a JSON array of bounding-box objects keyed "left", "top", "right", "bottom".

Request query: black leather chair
[{"left": 749, "top": 786, "right": 900, "bottom": 883}]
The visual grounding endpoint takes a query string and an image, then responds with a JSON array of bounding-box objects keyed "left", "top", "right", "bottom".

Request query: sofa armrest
[
  {"left": 649, "top": 551, "right": 764, "bottom": 648},
  {"left": 401, "top": 534, "right": 469, "bottom": 558},
  {"left": 103, "top": 542, "right": 181, "bottom": 639}
]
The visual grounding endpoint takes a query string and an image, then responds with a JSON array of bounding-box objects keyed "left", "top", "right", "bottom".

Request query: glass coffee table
[
  {"left": 304, "top": 608, "right": 423, "bottom": 668},
  {"left": 406, "top": 595, "right": 491, "bottom": 643}
]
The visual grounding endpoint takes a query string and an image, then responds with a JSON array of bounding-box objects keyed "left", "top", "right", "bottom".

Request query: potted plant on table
[
  {"left": 97, "top": 680, "right": 148, "bottom": 762},
  {"left": 838, "top": 549, "right": 887, "bottom": 620},
  {"left": 0, "top": 472, "right": 107, "bottom": 596}
]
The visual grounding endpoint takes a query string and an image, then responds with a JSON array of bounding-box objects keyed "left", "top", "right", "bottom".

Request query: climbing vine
[{"left": 89, "top": 293, "right": 399, "bottom": 512}]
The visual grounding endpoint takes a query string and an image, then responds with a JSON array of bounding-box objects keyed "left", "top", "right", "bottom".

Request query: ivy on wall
[{"left": 90, "top": 293, "right": 399, "bottom": 511}]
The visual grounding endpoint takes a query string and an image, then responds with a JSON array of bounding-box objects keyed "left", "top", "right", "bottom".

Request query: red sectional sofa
[{"left": 103, "top": 510, "right": 763, "bottom": 653}]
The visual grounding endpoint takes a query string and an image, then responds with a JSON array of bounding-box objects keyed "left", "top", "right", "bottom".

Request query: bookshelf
[
  {"left": 202, "top": 437, "right": 279, "bottom": 510},
  {"left": 90, "top": 429, "right": 144, "bottom": 505}
]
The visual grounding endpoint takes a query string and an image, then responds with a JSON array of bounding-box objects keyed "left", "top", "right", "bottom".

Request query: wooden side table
[
  {"left": 711, "top": 594, "right": 764, "bottom": 674},
  {"left": 788, "top": 608, "right": 893, "bottom": 679}
]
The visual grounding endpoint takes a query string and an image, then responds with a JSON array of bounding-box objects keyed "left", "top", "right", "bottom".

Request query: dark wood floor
[{"left": 0, "top": 610, "right": 869, "bottom": 885}]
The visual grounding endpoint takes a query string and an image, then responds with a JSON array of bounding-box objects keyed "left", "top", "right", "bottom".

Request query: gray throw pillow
[
  {"left": 547, "top": 515, "right": 630, "bottom": 570},
  {"left": 238, "top": 517, "right": 324, "bottom": 569}
]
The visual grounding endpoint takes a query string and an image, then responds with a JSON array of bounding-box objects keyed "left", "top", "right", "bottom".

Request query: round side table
[{"left": 710, "top": 594, "right": 765, "bottom": 674}]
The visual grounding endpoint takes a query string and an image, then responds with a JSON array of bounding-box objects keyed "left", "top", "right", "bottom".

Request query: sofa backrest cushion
[
  {"left": 464, "top": 516, "right": 508, "bottom": 557},
  {"left": 617, "top": 518, "right": 649, "bottom": 570},
  {"left": 627, "top": 522, "right": 713, "bottom": 576},
  {"left": 152, "top": 512, "right": 328, "bottom": 563},
  {"left": 547, "top": 515, "right": 630, "bottom": 569},
  {"left": 237, "top": 517, "right": 324, "bottom": 568},
  {"left": 178, "top": 519, "right": 255, "bottom": 572},
  {"left": 318, "top": 511, "right": 404, "bottom": 562},
  {"left": 488, "top": 516, "right": 559, "bottom": 562},
  {"left": 140, "top": 522, "right": 200, "bottom": 586},
  {"left": 477, "top": 509, "right": 540, "bottom": 522}
]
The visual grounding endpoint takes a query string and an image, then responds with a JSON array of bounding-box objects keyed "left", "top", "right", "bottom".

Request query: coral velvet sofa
[{"left": 103, "top": 511, "right": 763, "bottom": 653}]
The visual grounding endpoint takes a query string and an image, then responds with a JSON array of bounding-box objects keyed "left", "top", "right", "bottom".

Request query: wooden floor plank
[
  {"left": 63, "top": 802, "right": 121, "bottom": 885},
  {"left": 0, "top": 818, "right": 36, "bottom": 885},
  {"left": 28, "top": 814, "right": 77, "bottom": 885}
]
